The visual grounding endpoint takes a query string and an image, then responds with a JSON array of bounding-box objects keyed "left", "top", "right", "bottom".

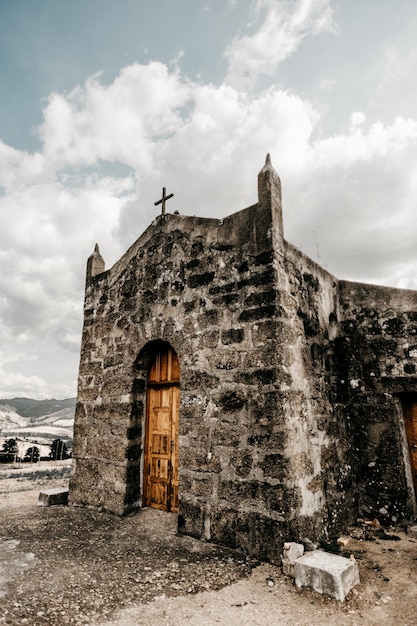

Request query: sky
[{"left": 1, "top": 0, "right": 417, "bottom": 400}]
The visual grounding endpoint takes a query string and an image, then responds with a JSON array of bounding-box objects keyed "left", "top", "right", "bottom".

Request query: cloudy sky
[{"left": 1, "top": 0, "right": 417, "bottom": 400}]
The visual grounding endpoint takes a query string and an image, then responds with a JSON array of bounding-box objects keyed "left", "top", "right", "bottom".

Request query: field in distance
[{"left": 0, "top": 397, "right": 75, "bottom": 460}]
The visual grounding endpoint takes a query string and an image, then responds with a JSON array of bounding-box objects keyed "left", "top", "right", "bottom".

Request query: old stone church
[{"left": 69, "top": 155, "right": 417, "bottom": 563}]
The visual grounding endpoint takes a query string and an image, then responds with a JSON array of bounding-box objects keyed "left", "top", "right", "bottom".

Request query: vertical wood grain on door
[{"left": 143, "top": 347, "right": 180, "bottom": 512}]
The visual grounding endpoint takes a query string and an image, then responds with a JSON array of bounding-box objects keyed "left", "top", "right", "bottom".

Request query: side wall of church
[
  {"left": 278, "top": 243, "right": 357, "bottom": 542},
  {"left": 334, "top": 282, "right": 417, "bottom": 522}
]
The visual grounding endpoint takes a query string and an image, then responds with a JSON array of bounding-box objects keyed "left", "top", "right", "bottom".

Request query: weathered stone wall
[
  {"left": 70, "top": 156, "right": 303, "bottom": 562},
  {"left": 70, "top": 156, "right": 417, "bottom": 564},
  {"left": 335, "top": 282, "right": 417, "bottom": 522},
  {"left": 280, "top": 244, "right": 355, "bottom": 542}
]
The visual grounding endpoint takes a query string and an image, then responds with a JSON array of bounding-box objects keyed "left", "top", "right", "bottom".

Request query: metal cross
[{"left": 154, "top": 187, "right": 174, "bottom": 215}]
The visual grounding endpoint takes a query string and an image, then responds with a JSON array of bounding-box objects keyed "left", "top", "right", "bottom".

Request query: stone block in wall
[
  {"left": 238, "top": 305, "right": 277, "bottom": 323},
  {"left": 179, "top": 396, "right": 210, "bottom": 421},
  {"left": 247, "top": 429, "right": 286, "bottom": 447},
  {"left": 235, "top": 368, "right": 277, "bottom": 386},
  {"left": 229, "top": 449, "right": 254, "bottom": 478},
  {"left": 212, "top": 293, "right": 240, "bottom": 307},
  {"left": 251, "top": 320, "right": 275, "bottom": 346},
  {"left": 208, "top": 353, "right": 241, "bottom": 371},
  {"left": 219, "top": 479, "right": 259, "bottom": 505},
  {"left": 69, "top": 458, "right": 126, "bottom": 515},
  {"left": 259, "top": 482, "right": 288, "bottom": 514},
  {"left": 248, "top": 390, "right": 285, "bottom": 427},
  {"left": 182, "top": 369, "right": 220, "bottom": 390},
  {"left": 72, "top": 421, "right": 89, "bottom": 457},
  {"left": 88, "top": 436, "right": 127, "bottom": 462},
  {"left": 188, "top": 271, "right": 216, "bottom": 289},
  {"left": 209, "top": 506, "right": 238, "bottom": 550},
  {"left": 101, "top": 374, "right": 130, "bottom": 398},
  {"left": 178, "top": 500, "right": 204, "bottom": 539},
  {"left": 234, "top": 511, "right": 290, "bottom": 564},
  {"left": 198, "top": 330, "right": 220, "bottom": 349},
  {"left": 218, "top": 390, "right": 247, "bottom": 412},
  {"left": 289, "top": 452, "right": 315, "bottom": 478},
  {"left": 245, "top": 289, "right": 276, "bottom": 308},
  {"left": 212, "top": 423, "right": 244, "bottom": 449},
  {"left": 260, "top": 453, "right": 288, "bottom": 480},
  {"left": 103, "top": 353, "right": 124, "bottom": 369},
  {"left": 221, "top": 328, "right": 245, "bottom": 345},
  {"left": 189, "top": 474, "right": 215, "bottom": 499},
  {"left": 77, "top": 387, "right": 103, "bottom": 402},
  {"left": 241, "top": 349, "right": 276, "bottom": 370},
  {"left": 237, "top": 267, "right": 275, "bottom": 289},
  {"left": 179, "top": 448, "right": 222, "bottom": 473},
  {"left": 197, "top": 309, "right": 221, "bottom": 330}
]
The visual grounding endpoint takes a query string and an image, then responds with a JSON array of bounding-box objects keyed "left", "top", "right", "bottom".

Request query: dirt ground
[{"left": 0, "top": 464, "right": 417, "bottom": 625}]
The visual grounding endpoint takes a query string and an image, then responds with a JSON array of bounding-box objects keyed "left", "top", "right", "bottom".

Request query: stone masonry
[{"left": 70, "top": 155, "right": 417, "bottom": 564}]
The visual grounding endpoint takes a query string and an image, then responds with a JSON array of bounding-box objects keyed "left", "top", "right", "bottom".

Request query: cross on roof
[{"left": 154, "top": 187, "right": 174, "bottom": 215}]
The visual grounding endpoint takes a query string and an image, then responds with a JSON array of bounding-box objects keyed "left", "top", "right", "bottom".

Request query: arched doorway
[{"left": 143, "top": 344, "right": 180, "bottom": 512}]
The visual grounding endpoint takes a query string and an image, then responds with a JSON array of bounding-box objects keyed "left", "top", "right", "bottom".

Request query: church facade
[{"left": 69, "top": 156, "right": 417, "bottom": 563}]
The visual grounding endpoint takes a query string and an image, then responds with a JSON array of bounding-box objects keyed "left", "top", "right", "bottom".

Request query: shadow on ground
[{"left": 0, "top": 504, "right": 251, "bottom": 625}]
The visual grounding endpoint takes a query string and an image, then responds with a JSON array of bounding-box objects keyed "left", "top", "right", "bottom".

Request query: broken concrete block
[
  {"left": 294, "top": 550, "right": 360, "bottom": 601},
  {"left": 282, "top": 542, "right": 304, "bottom": 577},
  {"left": 37, "top": 488, "right": 69, "bottom": 507}
]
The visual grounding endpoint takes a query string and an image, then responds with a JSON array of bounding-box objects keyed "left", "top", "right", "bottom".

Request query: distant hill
[
  {"left": 0, "top": 397, "right": 76, "bottom": 418},
  {"left": 0, "top": 398, "right": 76, "bottom": 456}
]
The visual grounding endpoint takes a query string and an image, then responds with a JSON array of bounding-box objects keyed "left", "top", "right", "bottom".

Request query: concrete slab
[
  {"left": 294, "top": 550, "right": 360, "bottom": 601},
  {"left": 37, "top": 488, "right": 69, "bottom": 507}
]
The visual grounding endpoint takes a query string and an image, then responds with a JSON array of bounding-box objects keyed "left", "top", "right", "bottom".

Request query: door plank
[{"left": 143, "top": 346, "right": 180, "bottom": 512}]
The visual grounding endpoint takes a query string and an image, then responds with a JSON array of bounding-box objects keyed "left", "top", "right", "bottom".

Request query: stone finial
[
  {"left": 86, "top": 243, "right": 105, "bottom": 281},
  {"left": 258, "top": 153, "right": 283, "bottom": 242}
]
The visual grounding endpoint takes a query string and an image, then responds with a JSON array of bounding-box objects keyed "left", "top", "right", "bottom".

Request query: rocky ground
[{"left": 0, "top": 463, "right": 417, "bottom": 625}]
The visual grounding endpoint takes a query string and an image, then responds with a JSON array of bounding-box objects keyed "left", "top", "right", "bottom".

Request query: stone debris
[
  {"left": 37, "top": 488, "right": 69, "bottom": 507},
  {"left": 293, "top": 550, "right": 360, "bottom": 602},
  {"left": 282, "top": 542, "right": 304, "bottom": 577},
  {"left": 337, "top": 536, "right": 350, "bottom": 547}
]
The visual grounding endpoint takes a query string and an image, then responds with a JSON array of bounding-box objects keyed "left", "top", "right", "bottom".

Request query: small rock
[
  {"left": 337, "top": 536, "right": 350, "bottom": 547},
  {"left": 300, "top": 537, "right": 318, "bottom": 551}
]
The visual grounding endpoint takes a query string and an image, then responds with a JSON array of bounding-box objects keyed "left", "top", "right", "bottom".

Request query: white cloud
[
  {"left": 224, "top": 0, "right": 335, "bottom": 89},
  {"left": 350, "top": 111, "right": 366, "bottom": 128},
  {"left": 377, "top": 43, "right": 417, "bottom": 102},
  {"left": 38, "top": 62, "right": 191, "bottom": 172},
  {"left": 2, "top": 1, "right": 417, "bottom": 399},
  {"left": 283, "top": 115, "right": 417, "bottom": 286}
]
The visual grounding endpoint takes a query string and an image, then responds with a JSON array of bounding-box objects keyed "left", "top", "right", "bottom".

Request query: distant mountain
[
  {"left": 0, "top": 397, "right": 76, "bottom": 418},
  {"left": 0, "top": 398, "right": 76, "bottom": 453}
]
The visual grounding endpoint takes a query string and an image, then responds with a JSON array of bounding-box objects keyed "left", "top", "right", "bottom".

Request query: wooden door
[
  {"left": 402, "top": 396, "right": 417, "bottom": 497},
  {"left": 143, "top": 346, "right": 180, "bottom": 512}
]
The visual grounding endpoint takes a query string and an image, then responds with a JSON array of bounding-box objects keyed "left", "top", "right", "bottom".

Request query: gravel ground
[{"left": 1, "top": 465, "right": 417, "bottom": 625}]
